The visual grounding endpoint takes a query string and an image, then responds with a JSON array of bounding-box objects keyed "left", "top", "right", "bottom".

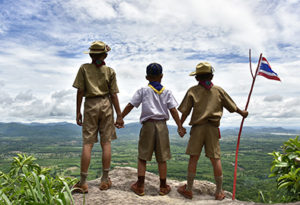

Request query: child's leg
[
  {"left": 80, "top": 143, "right": 94, "bottom": 185},
  {"left": 158, "top": 161, "right": 171, "bottom": 195},
  {"left": 186, "top": 155, "right": 200, "bottom": 191},
  {"left": 137, "top": 158, "right": 146, "bottom": 186},
  {"left": 100, "top": 141, "right": 111, "bottom": 182},
  {"left": 210, "top": 158, "right": 223, "bottom": 194},
  {"left": 158, "top": 161, "right": 167, "bottom": 187},
  {"left": 130, "top": 158, "right": 146, "bottom": 196},
  {"left": 138, "top": 158, "right": 147, "bottom": 175}
]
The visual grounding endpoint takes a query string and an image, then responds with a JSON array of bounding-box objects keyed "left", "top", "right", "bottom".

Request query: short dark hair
[
  {"left": 89, "top": 53, "right": 107, "bottom": 60},
  {"left": 195, "top": 73, "right": 213, "bottom": 81},
  {"left": 146, "top": 63, "right": 163, "bottom": 76}
]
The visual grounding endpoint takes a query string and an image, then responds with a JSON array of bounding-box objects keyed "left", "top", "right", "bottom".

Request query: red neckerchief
[
  {"left": 199, "top": 80, "right": 213, "bottom": 90},
  {"left": 92, "top": 60, "right": 106, "bottom": 67}
]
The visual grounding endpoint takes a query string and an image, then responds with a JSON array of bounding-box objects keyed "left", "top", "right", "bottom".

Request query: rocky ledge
[{"left": 72, "top": 166, "right": 299, "bottom": 205}]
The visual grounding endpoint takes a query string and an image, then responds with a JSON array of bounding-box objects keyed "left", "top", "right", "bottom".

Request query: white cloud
[
  {"left": 264, "top": 95, "right": 283, "bottom": 102},
  {"left": 0, "top": 88, "right": 76, "bottom": 122},
  {"left": 0, "top": 0, "right": 300, "bottom": 127},
  {"left": 62, "top": 0, "right": 118, "bottom": 21},
  {"left": 15, "top": 91, "right": 35, "bottom": 102}
]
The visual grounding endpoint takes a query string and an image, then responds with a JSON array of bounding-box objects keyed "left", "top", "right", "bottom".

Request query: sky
[{"left": 0, "top": 0, "right": 300, "bottom": 128}]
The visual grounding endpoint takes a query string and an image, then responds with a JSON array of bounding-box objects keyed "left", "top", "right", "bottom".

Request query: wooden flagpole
[{"left": 232, "top": 52, "right": 263, "bottom": 200}]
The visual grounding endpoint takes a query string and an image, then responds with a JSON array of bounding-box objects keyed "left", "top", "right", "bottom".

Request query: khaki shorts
[
  {"left": 186, "top": 123, "right": 221, "bottom": 158},
  {"left": 138, "top": 120, "right": 171, "bottom": 162},
  {"left": 82, "top": 96, "right": 117, "bottom": 144}
]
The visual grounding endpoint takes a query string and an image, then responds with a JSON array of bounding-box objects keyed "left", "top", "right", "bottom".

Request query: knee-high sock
[
  {"left": 160, "top": 178, "right": 167, "bottom": 188},
  {"left": 215, "top": 175, "right": 223, "bottom": 193},
  {"left": 79, "top": 172, "right": 88, "bottom": 185},
  {"left": 101, "top": 168, "right": 110, "bottom": 182},
  {"left": 186, "top": 172, "right": 196, "bottom": 191},
  {"left": 137, "top": 176, "right": 145, "bottom": 187}
]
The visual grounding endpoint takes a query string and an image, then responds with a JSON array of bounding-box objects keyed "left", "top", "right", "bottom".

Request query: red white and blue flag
[{"left": 257, "top": 57, "right": 281, "bottom": 81}]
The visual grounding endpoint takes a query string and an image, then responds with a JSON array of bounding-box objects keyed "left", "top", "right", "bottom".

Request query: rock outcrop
[{"left": 72, "top": 166, "right": 299, "bottom": 205}]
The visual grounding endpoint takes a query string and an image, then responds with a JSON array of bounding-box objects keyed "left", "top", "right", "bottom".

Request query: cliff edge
[{"left": 72, "top": 166, "right": 299, "bottom": 205}]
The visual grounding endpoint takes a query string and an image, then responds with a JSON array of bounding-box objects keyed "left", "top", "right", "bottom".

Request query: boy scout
[
  {"left": 72, "top": 41, "right": 123, "bottom": 193},
  {"left": 121, "top": 63, "right": 186, "bottom": 196},
  {"left": 177, "top": 62, "right": 248, "bottom": 200}
]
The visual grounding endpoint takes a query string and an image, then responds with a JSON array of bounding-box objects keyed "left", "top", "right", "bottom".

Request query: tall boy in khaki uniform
[
  {"left": 177, "top": 62, "right": 248, "bottom": 200},
  {"left": 121, "top": 63, "right": 186, "bottom": 196},
  {"left": 72, "top": 41, "right": 123, "bottom": 193}
]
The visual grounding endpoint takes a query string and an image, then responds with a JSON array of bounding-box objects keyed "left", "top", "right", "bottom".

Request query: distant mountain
[
  {"left": 0, "top": 122, "right": 298, "bottom": 139},
  {"left": 221, "top": 126, "right": 300, "bottom": 137},
  {"left": 0, "top": 122, "right": 81, "bottom": 138}
]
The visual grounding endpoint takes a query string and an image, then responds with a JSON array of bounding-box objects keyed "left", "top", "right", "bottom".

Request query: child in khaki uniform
[
  {"left": 120, "top": 63, "right": 186, "bottom": 196},
  {"left": 177, "top": 62, "right": 248, "bottom": 200},
  {"left": 72, "top": 41, "right": 123, "bottom": 193}
]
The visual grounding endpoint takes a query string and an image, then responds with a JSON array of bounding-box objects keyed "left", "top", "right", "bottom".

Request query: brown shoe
[
  {"left": 72, "top": 182, "right": 88, "bottom": 194},
  {"left": 215, "top": 190, "right": 225, "bottom": 200},
  {"left": 131, "top": 182, "right": 145, "bottom": 196},
  {"left": 159, "top": 184, "right": 171, "bottom": 196},
  {"left": 99, "top": 178, "right": 112, "bottom": 190},
  {"left": 177, "top": 184, "right": 193, "bottom": 199}
]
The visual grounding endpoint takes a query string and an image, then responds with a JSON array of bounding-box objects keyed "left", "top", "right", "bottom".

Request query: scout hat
[
  {"left": 84, "top": 41, "right": 111, "bottom": 54},
  {"left": 189, "top": 62, "right": 214, "bottom": 76},
  {"left": 146, "top": 63, "right": 163, "bottom": 76}
]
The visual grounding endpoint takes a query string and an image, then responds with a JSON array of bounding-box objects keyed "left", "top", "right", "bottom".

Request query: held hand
[
  {"left": 114, "top": 122, "right": 120, "bottom": 128},
  {"left": 76, "top": 113, "right": 83, "bottom": 126},
  {"left": 241, "top": 110, "right": 249, "bottom": 118},
  {"left": 237, "top": 108, "right": 249, "bottom": 119},
  {"left": 114, "top": 122, "right": 124, "bottom": 129},
  {"left": 177, "top": 127, "right": 186, "bottom": 138},
  {"left": 115, "top": 115, "right": 124, "bottom": 129}
]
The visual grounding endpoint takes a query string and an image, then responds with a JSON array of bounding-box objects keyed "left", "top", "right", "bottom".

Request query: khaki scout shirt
[
  {"left": 178, "top": 84, "right": 237, "bottom": 127},
  {"left": 72, "top": 63, "right": 119, "bottom": 97}
]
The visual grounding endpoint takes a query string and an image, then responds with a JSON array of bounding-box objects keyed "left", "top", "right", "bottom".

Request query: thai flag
[{"left": 257, "top": 57, "right": 281, "bottom": 81}]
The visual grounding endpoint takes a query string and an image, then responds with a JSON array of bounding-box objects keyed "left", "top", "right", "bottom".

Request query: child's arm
[
  {"left": 121, "top": 103, "right": 134, "bottom": 118},
  {"left": 169, "top": 108, "right": 186, "bottom": 137},
  {"left": 180, "top": 113, "right": 189, "bottom": 125},
  {"left": 110, "top": 93, "right": 124, "bottom": 128},
  {"left": 76, "top": 89, "right": 84, "bottom": 126},
  {"left": 236, "top": 108, "right": 248, "bottom": 118}
]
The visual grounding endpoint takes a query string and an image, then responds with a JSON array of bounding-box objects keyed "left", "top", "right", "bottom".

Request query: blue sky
[{"left": 0, "top": 0, "right": 300, "bottom": 127}]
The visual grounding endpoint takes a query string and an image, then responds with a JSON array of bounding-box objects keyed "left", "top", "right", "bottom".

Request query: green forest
[{"left": 0, "top": 122, "right": 299, "bottom": 203}]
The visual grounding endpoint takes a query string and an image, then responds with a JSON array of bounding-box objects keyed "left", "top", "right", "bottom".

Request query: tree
[{"left": 269, "top": 136, "right": 300, "bottom": 202}]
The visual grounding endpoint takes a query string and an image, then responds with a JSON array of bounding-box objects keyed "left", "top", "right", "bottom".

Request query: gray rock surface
[{"left": 72, "top": 166, "right": 300, "bottom": 205}]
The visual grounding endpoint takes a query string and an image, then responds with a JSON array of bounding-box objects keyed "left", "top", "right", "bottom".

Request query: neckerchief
[
  {"left": 148, "top": 81, "right": 165, "bottom": 95},
  {"left": 92, "top": 59, "right": 106, "bottom": 67},
  {"left": 199, "top": 80, "right": 213, "bottom": 90}
]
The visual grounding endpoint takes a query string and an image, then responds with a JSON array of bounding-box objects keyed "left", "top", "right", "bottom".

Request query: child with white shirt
[{"left": 120, "top": 63, "right": 186, "bottom": 196}]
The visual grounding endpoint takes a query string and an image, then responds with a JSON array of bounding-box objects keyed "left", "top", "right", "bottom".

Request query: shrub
[
  {"left": 0, "top": 154, "right": 77, "bottom": 205},
  {"left": 269, "top": 136, "right": 300, "bottom": 202}
]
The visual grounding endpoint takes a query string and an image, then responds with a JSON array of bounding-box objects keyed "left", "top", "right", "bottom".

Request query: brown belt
[
  {"left": 86, "top": 95, "right": 108, "bottom": 99},
  {"left": 142, "top": 119, "right": 166, "bottom": 124}
]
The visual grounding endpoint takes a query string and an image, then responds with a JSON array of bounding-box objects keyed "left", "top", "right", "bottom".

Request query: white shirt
[{"left": 130, "top": 86, "right": 178, "bottom": 123}]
